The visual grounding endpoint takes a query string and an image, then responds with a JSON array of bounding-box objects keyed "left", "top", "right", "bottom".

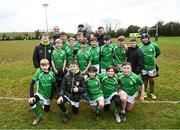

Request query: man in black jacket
[
  {"left": 51, "top": 26, "right": 60, "bottom": 42},
  {"left": 126, "top": 38, "right": 143, "bottom": 75},
  {"left": 57, "top": 60, "right": 86, "bottom": 124},
  {"left": 33, "top": 33, "right": 53, "bottom": 69},
  {"left": 95, "top": 26, "right": 106, "bottom": 47}
]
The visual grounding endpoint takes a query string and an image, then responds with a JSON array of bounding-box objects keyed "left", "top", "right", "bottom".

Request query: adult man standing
[
  {"left": 77, "top": 24, "right": 91, "bottom": 41},
  {"left": 51, "top": 26, "right": 60, "bottom": 42},
  {"left": 33, "top": 33, "right": 53, "bottom": 69},
  {"left": 95, "top": 27, "right": 106, "bottom": 47}
]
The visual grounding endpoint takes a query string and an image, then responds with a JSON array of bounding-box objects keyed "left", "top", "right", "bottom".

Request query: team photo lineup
[{"left": 28, "top": 24, "right": 161, "bottom": 126}]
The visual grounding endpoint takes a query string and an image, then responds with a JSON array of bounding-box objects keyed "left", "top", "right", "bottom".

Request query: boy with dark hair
[
  {"left": 60, "top": 32, "right": 69, "bottom": 51},
  {"left": 113, "top": 35, "right": 127, "bottom": 72},
  {"left": 75, "top": 32, "right": 84, "bottom": 49},
  {"left": 118, "top": 62, "right": 144, "bottom": 122},
  {"left": 100, "top": 35, "right": 114, "bottom": 73},
  {"left": 97, "top": 66, "right": 121, "bottom": 123},
  {"left": 76, "top": 38, "right": 92, "bottom": 74},
  {"left": 28, "top": 59, "right": 56, "bottom": 125},
  {"left": 138, "top": 33, "right": 161, "bottom": 99},
  {"left": 126, "top": 38, "right": 143, "bottom": 75},
  {"left": 51, "top": 39, "right": 67, "bottom": 95},
  {"left": 65, "top": 37, "right": 78, "bottom": 68},
  {"left": 57, "top": 60, "right": 86, "bottom": 124},
  {"left": 89, "top": 37, "right": 100, "bottom": 73},
  {"left": 86, "top": 66, "right": 104, "bottom": 120},
  {"left": 33, "top": 33, "right": 53, "bottom": 69}
]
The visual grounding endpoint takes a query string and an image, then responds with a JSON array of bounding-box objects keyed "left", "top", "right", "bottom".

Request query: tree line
[{"left": 0, "top": 21, "right": 180, "bottom": 41}]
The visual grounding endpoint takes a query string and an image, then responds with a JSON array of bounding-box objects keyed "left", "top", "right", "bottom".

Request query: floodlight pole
[
  {"left": 155, "top": 22, "right": 158, "bottom": 41},
  {"left": 43, "top": 3, "right": 49, "bottom": 33}
]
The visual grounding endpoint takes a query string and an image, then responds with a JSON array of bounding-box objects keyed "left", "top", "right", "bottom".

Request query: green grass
[{"left": 0, "top": 37, "right": 180, "bottom": 128}]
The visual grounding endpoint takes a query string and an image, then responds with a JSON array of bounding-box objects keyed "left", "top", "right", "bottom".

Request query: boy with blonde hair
[{"left": 28, "top": 59, "right": 55, "bottom": 125}]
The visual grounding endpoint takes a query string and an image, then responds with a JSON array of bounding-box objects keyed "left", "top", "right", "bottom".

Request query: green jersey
[
  {"left": 51, "top": 48, "right": 66, "bottom": 70},
  {"left": 117, "top": 72, "right": 143, "bottom": 96},
  {"left": 138, "top": 42, "right": 161, "bottom": 70},
  {"left": 100, "top": 44, "right": 114, "bottom": 69},
  {"left": 75, "top": 41, "right": 82, "bottom": 49},
  {"left": 65, "top": 45, "right": 78, "bottom": 67},
  {"left": 86, "top": 76, "right": 103, "bottom": 101},
  {"left": 113, "top": 45, "right": 126, "bottom": 65},
  {"left": 97, "top": 73, "right": 119, "bottom": 99},
  {"left": 77, "top": 49, "right": 92, "bottom": 71},
  {"left": 32, "top": 69, "right": 56, "bottom": 100},
  {"left": 89, "top": 46, "right": 100, "bottom": 65},
  {"left": 62, "top": 41, "right": 69, "bottom": 51}
]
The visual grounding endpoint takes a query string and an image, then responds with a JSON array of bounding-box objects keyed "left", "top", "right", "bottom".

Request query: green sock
[
  {"left": 145, "top": 86, "right": 147, "bottom": 92},
  {"left": 64, "top": 111, "right": 69, "bottom": 117},
  {"left": 150, "top": 86, "right": 154, "bottom": 93},
  {"left": 114, "top": 106, "right": 120, "bottom": 115},
  {"left": 96, "top": 106, "right": 102, "bottom": 115},
  {"left": 32, "top": 105, "right": 41, "bottom": 118}
]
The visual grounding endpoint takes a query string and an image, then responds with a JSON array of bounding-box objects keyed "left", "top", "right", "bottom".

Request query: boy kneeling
[
  {"left": 28, "top": 59, "right": 56, "bottom": 126},
  {"left": 86, "top": 66, "right": 104, "bottom": 120},
  {"left": 57, "top": 60, "right": 86, "bottom": 124},
  {"left": 117, "top": 62, "right": 144, "bottom": 122}
]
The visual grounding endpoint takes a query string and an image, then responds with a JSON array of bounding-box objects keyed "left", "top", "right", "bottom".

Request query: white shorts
[
  {"left": 92, "top": 64, "right": 100, "bottom": 73},
  {"left": 127, "top": 92, "right": 138, "bottom": 104},
  {"left": 64, "top": 95, "right": 79, "bottom": 108},
  {"left": 35, "top": 93, "right": 50, "bottom": 105},
  {"left": 141, "top": 68, "right": 156, "bottom": 77},
  {"left": 104, "top": 92, "right": 119, "bottom": 105},
  {"left": 89, "top": 96, "right": 104, "bottom": 106}
]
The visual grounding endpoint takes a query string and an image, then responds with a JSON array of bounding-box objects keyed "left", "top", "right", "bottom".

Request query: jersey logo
[
  {"left": 149, "top": 48, "right": 153, "bottom": 52},
  {"left": 76, "top": 81, "right": 80, "bottom": 86},
  {"left": 95, "top": 81, "right": 98, "bottom": 85},
  {"left": 130, "top": 80, "right": 134, "bottom": 85},
  {"left": 48, "top": 50, "right": 51, "bottom": 53}
]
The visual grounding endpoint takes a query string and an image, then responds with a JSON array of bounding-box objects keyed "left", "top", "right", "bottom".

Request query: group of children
[{"left": 29, "top": 32, "right": 160, "bottom": 126}]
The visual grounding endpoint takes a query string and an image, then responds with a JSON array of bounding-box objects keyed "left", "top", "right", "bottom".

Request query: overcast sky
[{"left": 0, "top": 0, "right": 179, "bottom": 33}]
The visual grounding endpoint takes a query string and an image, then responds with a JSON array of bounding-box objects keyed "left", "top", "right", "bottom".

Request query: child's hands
[
  {"left": 57, "top": 96, "right": 63, "bottom": 104},
  {"left": 84, "top": 75, "right": 88, "bottom": 81},
  {"left": 54, "top": 69, "right": 58, "bottom": 74},
  {"left": 139, "top": 95, "right": 144, "bottom": 103},
  {"left": 28, "top": 97, "right": 36, "bottom": 104},
  {"left": 73, "top": 86, "right": 79, "bottom": 92}
]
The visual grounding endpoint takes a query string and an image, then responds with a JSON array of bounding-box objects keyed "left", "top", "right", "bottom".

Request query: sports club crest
[
  {"left": 48, "top": 50, "right": 51, "bottom": 53},
  {"left": 149, "top": 48, "right": 153, "bottom": 52},
  {"left": 130, "top": 80, "right": 134, "bottom": 85},
  {"left": 76, "top": 81, "right": 80, "bottom": 86},
  {"left": 95, "top": 81, "right": 98, "bottom": 85}
]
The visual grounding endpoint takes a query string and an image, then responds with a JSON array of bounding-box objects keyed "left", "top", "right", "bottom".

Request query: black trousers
[{"left": 58, "top": 96, "right": 79, "bottom": 115}]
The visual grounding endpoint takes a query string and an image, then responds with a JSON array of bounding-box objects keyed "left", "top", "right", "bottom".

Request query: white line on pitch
[{"left": 0, "top": 97, "right": 180, "bottom": 104}]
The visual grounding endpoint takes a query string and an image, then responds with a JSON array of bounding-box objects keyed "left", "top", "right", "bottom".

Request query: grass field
[{"left": 0, "top": 37, "right": 180, "bottom": 129}]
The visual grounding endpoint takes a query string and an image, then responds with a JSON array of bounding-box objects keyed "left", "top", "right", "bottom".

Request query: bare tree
[
  {"left": 101, "top": 18, "right": 121, "bottom": 33},
  {"left": 84, "top": 23, "right": 93, "bottom": 33}
]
